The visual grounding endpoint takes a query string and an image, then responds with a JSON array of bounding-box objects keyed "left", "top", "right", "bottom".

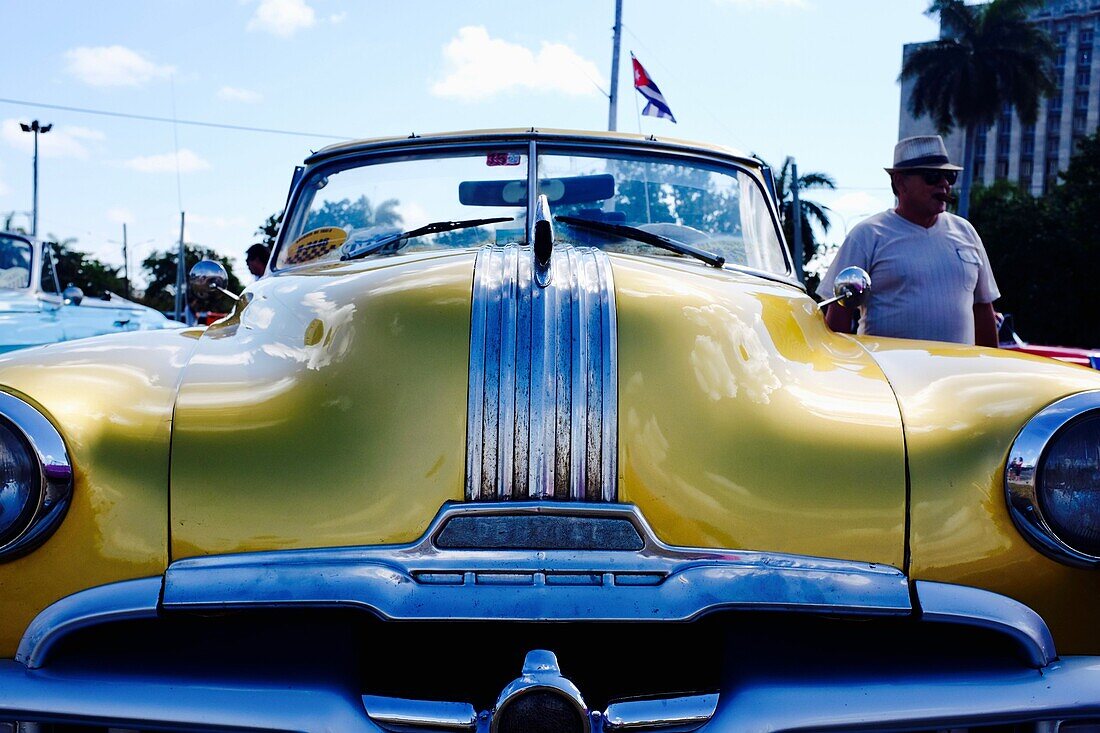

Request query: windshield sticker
[
  {"left": 487, "top": 152, "right": 522, "bottom": 167},
  {"left": 285, "top": 227, "right": 348, "bottom": 265}
]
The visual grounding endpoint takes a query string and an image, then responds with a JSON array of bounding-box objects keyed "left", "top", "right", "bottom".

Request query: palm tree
[
  {"left": 771, "top": 157, "right": 836, "bottom": 276},
  {"left": 900, "top": 0, "right": 1056, "bottom": 218}
]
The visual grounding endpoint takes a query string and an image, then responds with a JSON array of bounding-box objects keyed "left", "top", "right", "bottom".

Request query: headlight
[
  {"left": 1006, "top": 391, "right": 1100, "bottom": 566},
  {"left": 0, "top": 392, "right": 72, "bottom": 560},
  {"left": 0, "top": 419, "right": 39, "bottom": 544}
]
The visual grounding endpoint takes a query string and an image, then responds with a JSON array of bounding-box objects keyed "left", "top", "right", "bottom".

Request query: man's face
[
  {"left": 894, "top": 168, "right": 957, "bottom": 218},
  {"left": 247, "top": 256, "right": 265, "bottom": 278}
]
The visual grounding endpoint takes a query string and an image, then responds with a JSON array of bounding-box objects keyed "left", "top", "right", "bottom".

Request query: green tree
[
  {"left": 970, "top": 133, "right": 1100, "bottom": 348},
  {"left": 46, "top": 236, "right": 129, "bottom": 300},
  {"left": 900, "top": 0, "right": 1056, "bottom": 217},
  {"left": 969, "top": 181, "right": 1065, "bottom": 340},
  {"left": 140, "top": 245, "right": 243, "bottom": 316},
  {"left": 1050, "top": 132, "right": 1100, "bottom": 256},
  {"left": 256, "top": 212, "right": 282, "bottom": 249},
  {"left": 769, "top": 158, "right": 835, "bottom": 285}
]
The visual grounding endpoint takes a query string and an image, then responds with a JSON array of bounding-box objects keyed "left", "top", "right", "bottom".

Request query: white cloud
[
  {"left": 1, "top": 120, "right": 105, "bottom": 159},
  {"left": 64, "top": 45, "right": 175, "bottom": 87},
  {"left": 329, "top": 11, "right": 347, "bottom": 24},
  {"left": 0, "top": 161, "right": 8, "bottom": 197},
  {"left": 123, "top": 149, "right": 211, "bottom": 173},
  {"left": 217, "top": 86, "right": 263, "bottom": 104},
  {"left": 247, "top": 0, "right": 316, "bottom": 37},
  {"left": 432, "top": 26, "right": 605, "bottom": 100},
  {"left": 106, "top": 208, "right": 134, "bottom": 225}
]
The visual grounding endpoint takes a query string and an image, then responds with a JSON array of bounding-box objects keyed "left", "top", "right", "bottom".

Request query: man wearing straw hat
[{"left": 817, "top": 135, "right": 1000, "bottom": 347}]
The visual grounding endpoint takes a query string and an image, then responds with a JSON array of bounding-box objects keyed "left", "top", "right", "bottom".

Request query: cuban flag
[{"left": 631, "top": 53, "right": 676, "bottom": 123}]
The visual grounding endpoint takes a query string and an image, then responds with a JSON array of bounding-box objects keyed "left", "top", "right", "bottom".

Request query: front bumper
[{"left": 2, "top": 503, "right": 1099, "bottom": 732}]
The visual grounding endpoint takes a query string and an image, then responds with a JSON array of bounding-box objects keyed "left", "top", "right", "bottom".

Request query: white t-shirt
[{"left": 815, "top": 210, "right": 1000, "bottom": 345}]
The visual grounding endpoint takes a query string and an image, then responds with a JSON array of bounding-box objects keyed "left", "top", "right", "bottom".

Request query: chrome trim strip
[
  {"left": 16, "top": 577, "right": 162, "bottom": 669},
  {"left": 162, "top": 502, "right": 911, "bottom": 620},
  {"left": 1005, "top": 391, "right": 1100, "bottom": 567},
  {"left": 603, "top": 693, "right": 719, "bottom": 731},
  {"left": 362, "top": 695, "right": 477, "bottom": 731},
  {"left": 0, "top": 392, "right": 73, "bottom": 559},
  {"left": 915, "top": 580, "right": 1057, "bottom": 668},
  {"left": 466, "top": 244, "right": 617, "bottom": 502},
  {"left": 0, "top": 660, "right": 376, "bottom": 731}
]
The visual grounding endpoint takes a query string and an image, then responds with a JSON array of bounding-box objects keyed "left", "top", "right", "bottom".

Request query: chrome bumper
[
  {"left": 3, "top": 654, "right": 1100, "bottom": 732},
  {"left": 2, "top": 503, "right": 1098, "bottom": 732}
]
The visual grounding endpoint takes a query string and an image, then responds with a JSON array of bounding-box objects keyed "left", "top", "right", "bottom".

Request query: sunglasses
[{"left": 909, "top": 169, "right": 958, "bottom": 186}]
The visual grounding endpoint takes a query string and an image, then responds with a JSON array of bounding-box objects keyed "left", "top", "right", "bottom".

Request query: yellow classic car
[{"left": 1, "top": 129, "right": 1100, "bottom": 732}]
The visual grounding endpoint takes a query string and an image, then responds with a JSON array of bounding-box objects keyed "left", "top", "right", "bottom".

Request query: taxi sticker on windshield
[
  {"left": 487, "top": 152, "right": 522, "bottom": 167},
  {"left": 285, "top": 227, "right": 348, "bottom": 265}
]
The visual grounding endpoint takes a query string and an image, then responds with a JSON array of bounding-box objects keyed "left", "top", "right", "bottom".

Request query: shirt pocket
[
  {"left": 955, "top": 247, "right": 981, "bottom": 291},
  {"left": 956, "top": 247, "right": 981, "bottom": 266}
]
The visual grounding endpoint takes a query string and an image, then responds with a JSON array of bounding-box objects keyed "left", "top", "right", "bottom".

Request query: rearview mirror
[
  {"left": 459, "top": 174, "right": 615, "bottom": 207},
  {"left": 189, "top": 259, "right": 233, "bottom": 301},
  {"left": 62, "top": 284, "right": 83, "bottom": 306},
  {"left": 818, "top": 266, "right": 870, "bottom": 310}
]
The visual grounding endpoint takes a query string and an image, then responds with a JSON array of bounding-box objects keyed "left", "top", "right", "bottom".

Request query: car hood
[{"left": 169, "top": 249, "right": 907, "bottom": 567}]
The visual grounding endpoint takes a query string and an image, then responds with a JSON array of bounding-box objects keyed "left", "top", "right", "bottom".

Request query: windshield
[
  {"left": 0, "top": 235, "right": 33, "bottom": 289},
  {"left": 277, "top": 142, "right": 787, "bottom": 276},
  {"left": 277, "top": 148, "right": 529, "bottom": 269},
  {"left": 540, "top": 150, "right": 786, "bottom": 274}
]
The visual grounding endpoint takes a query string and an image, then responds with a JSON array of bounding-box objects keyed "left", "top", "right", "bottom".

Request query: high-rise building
[{"left": 899, "top": 0, "right": 1100, "bottom": 195}]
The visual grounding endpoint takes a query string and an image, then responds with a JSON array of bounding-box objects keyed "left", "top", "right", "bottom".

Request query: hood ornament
[{"left": 533, "top": 193, "right": 554, "bottom": 288}]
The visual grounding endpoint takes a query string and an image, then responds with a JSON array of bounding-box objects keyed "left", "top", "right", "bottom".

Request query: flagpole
[
  {"left": 632, "top": 86, "right": 654, "bottom": 223},
  {"left": 608, "top": 0, "right": 623, "bottom": 131}
]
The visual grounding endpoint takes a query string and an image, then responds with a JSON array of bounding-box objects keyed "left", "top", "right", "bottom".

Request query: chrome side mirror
[
  {"left": 62, "top": 284, "right": 84, "bottom": 306},
  {"left": 818, "top": 266, "right": 870, "bottom": 310},
  {"left": 189, "top": 259, "right": 238, "bottom": 301}
]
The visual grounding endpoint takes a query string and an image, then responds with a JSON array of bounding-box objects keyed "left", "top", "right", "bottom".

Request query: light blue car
[{"left": 0, "top": 231, "right": 183, "bottom": 354}]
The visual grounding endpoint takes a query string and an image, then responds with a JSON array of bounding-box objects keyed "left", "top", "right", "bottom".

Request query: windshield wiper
[
  {"left": 554, "top": 216, "right": 726, "bottom": 268},
  {"left": 340, "top": 217, "right": 514, "bottom": 261}
]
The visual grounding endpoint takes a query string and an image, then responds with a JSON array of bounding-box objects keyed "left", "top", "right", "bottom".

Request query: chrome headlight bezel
[
  {"left": 0, "top": 392, "right": 73, "bottom": 560},
  {"left": 1005, "top": 391, "right": 1100, "bottom": 568}
]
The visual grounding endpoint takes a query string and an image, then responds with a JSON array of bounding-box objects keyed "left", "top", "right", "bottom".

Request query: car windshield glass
[
  {"left": 276, "top": 148, "right": 530, "bottom": 268},
  {"left": 276, "top": 143, "right": 787, "bottom": 276},
  {"left": 539, "top": 150, "right": 787, "bottom": 275},
  {"left": 0, "top": 235, "right": 32, "bottom": 289}
]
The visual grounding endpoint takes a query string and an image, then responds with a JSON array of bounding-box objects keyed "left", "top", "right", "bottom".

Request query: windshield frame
[{"left": 274, "top": 134, "right": 796, "bottom": 286}]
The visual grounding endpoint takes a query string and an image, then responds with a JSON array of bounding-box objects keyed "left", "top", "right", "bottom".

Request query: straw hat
[{"left": 886, "top": 135, "right": 963, "bottom": 172}]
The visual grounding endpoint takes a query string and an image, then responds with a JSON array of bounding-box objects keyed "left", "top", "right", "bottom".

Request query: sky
[{"left": 0, "top": 0, "right": 941, "bottom": 285}]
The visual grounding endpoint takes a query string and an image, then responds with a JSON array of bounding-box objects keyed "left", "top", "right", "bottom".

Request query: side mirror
[
  {"left": 189, "top": 260, "right": 237, "bottom": 301},
  {"left": 62, "top": 284, "right": 84, "bottom": 306},
  {"left": 818, "top": 266, "right": 870, "bottom": 310}
]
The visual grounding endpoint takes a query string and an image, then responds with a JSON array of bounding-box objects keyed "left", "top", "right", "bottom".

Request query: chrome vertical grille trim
[{"left": 466, "top": 243, "right": 617, "bottom": 501}]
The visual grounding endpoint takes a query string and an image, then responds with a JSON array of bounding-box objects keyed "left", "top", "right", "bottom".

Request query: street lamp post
[{"left": 19, "top": 120, "right": 52, "bottom": 238}]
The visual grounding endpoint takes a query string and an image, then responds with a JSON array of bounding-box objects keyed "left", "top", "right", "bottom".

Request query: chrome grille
[{"left": 465, "top": 243, "right": 617, "bottom": 501}]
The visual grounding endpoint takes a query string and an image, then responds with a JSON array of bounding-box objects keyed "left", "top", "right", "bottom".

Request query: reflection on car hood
[{"left": 169, "top": 248, "right": 907, "bottom": 568}]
